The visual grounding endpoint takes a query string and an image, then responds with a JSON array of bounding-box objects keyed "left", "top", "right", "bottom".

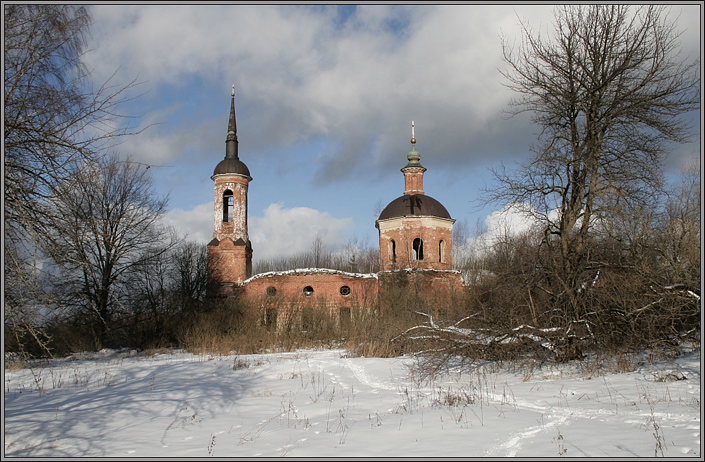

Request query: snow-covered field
[{"left": 3, "top": 347, "right": 701, "bottom": 458}]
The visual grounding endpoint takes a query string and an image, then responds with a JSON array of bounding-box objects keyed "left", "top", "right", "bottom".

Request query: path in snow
[{"left": 3, "top": 348, "right": 701, "bottom": 457}]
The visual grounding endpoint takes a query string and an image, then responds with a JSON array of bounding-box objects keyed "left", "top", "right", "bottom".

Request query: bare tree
[
  {"left": 659, "top": 163, "right": 701, "bottom": 287},
  {"left": 311, "top": 234, "right": 325, "bottom": 268},
  {"left": 252, "top": 236, "right": 380, "bottom": 274},
  {"left": 4, "top": 4, "right": 139, "bottom": 354},
  {"left": 4, "top": 4, "right": 139, "bottom": 238},
  {"left": 118, "top": 240, "right": 207, "bottom": 348},
  {"left": 40, "top": 158, "right": 177, "bottom": 348},
  {"left": 497, "top": 4, "right": 700, "bottom": 315},
  {"left": 171, "top": 241, "right": 210, "bottom": 313}
]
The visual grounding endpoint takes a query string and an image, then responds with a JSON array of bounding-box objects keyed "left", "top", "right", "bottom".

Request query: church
[{"left": 207, "top": 88, "right": 465, "bottom": 325}]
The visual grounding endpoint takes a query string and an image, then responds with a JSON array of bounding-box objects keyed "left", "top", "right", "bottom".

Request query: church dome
[
  {"left": 213, "top": 157, "right": 250, "bottom": 177},
  {"left": 378, "top": 194, "right": 451, "bottom": 221}
]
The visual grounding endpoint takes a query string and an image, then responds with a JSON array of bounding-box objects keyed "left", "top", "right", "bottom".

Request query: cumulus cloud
[
  {"left": 250, "top": 203, "right": 353, "bottom": 262},
  {"left": 82, "top": 5, "right": 551, "bottom": 181},
  {"left": 456, "top": 203, "right": 555, "bottom": 258},
  {"left": 118, "top": 114, "right": 223, "bottom": 166},
  {"left": 162, "top": 201, "right": 354, "bottom": 262},
  {"left": 84, "top": 4, "right": 700, "bottom": 185},
  {"left": 162, "top": 202, "right": 213, "bottom": 244}
]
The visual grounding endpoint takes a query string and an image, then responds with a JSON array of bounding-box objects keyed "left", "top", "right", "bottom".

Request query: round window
[
  {"left": 303, "top": 286, "right": 314, "bottom": 296},
  {"left": 340, "top": 285, "right": 351, "bottom": 296},
  {"left": 266, "top": 286, "right": 277, "bottom": 296}
]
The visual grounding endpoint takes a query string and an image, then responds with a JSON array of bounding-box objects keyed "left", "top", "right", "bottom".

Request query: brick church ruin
[{"left": 207, "top": 88, "right": 465, "bottom": 324}]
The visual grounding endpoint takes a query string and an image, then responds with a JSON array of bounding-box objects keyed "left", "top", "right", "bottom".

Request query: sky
[
  {"left": 4, "top": 347, "right": 701, "bottom": 457},
  {"left": 80, "top": 3, "right": 702, "bottom": 263}
]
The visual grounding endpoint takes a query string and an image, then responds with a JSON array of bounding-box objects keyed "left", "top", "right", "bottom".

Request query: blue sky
[{"left": 81, "top": 3, "right": 701, "bottom": 262}]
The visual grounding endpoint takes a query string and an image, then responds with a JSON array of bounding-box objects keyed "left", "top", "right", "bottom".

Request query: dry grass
[
  {"left": 433, "top": 387, "right": 477, "bottom": 406},
  {"left": 178, "top": 299, "right": 342, "bottom": 355},
  {"left": 174, "top": 286, "right": 438, "bottom": 358},
  {"left": 4, "top": 353, "right": 29, "bottom": 371},
  {"left": 142, "top": 347, "right": 173, "bottom": 356}
]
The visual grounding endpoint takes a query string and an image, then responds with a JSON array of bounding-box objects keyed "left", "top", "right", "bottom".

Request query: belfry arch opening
[
  {"left": 412, "top": 238, "right": 424, "bottom": 261},
  {"left": 222, "top": 189, "right": 234, "bottom": 222},
  {"left": 390, "top": 239, "right": 397, "bottom": 263}
]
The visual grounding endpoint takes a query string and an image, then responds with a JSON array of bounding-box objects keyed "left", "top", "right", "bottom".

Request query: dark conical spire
[{"left": 226, "top": 84, "right": 239, "bottom": 159}]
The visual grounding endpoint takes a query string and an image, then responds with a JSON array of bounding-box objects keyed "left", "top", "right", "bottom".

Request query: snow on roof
[
  {"left": 378, "top": 268, "right": 462, "bottom": 275},
  {"left": 242, "top": 267, "right": 463, "bottom": 285},
  {"left": 243, "top": 268, "right": 379, "bottom": 284}
]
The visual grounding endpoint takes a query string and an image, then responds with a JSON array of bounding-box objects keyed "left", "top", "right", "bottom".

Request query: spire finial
[
  {"left": 226, "top": 84, "right": 238, "bottom": 158},
  {"left": 406, "top": 120, "right": 421, "bottom": 166}
]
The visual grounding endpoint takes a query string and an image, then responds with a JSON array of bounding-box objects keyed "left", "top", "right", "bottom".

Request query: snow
[
  {"left": 243, "top": 267, "right": 464, "bottom": 285},
  {"left": 244, "top": 268, "right": 379, "bottom": 283},
  {"left": 3, "top": 347, "right": 701, "bottom": 458},
  {"left": 381, "top": 267, "right": 463, "bottom": 275}
]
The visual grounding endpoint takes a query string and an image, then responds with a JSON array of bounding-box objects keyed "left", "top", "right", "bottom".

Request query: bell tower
[
  {"left": 207, "top": 85, "right": 253, "bottom": 291},
  {"left": 376, "top": 121, "right": 455, "bottom": 271}
]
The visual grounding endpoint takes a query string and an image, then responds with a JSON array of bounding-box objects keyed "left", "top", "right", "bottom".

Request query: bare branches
[
  {"left": 37, "top": 157, "right": 178, "bottom": 348},
  {"left": 496, "top": 4, "right": 700, "bottom": 311},
  {"left": 253, "top": 237, "right": 380, "bottom": 275},
  {"left": 395, "top": 309, "right": 592, "bottom": 376},
  {"left": 3, "top": 5, "right": 148, "bottom": 353},
  {"left": 500, "top": 4, "right": 699, "bottom": 218},
  {"left": 447, "top": 157, "right": 699, "bottom": 372},
  {"left": 4, "top": 5, "right": 141, "bottom": 241}
]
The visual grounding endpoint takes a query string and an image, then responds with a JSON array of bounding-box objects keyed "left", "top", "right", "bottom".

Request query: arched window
[
  {"left": 439, "top": 240, "right": 446, "bottom": 263},
  {"left": 390, "top": 239, "right": 397, "bottom": 263},
  {"left": 412, "top": 238, "right": 424, "bottom": 261},
  {"left": 222, "top": 190, "right": 234, "bottom": 222}
]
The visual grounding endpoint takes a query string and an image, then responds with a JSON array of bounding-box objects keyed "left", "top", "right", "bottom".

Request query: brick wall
[
  {"left": 212, "top": 174, "right": 249, "bottom": 242},
  {"left": 207, "top": 238, "right": 251, "bottom": 288},
  {"left": 240, "top": 269, "right": 379, "bottom": 311},
  {"left": 378, "top": 216, "right": 454, "bottom": 271},
  {"left": 403, "top": 166, "right": 426, "bottom": 195},
  {"left": 378, "top": 269, "right": 465, "bottom": 313}
]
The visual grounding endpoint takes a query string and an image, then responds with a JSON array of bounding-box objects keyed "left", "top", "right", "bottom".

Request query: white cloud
[
  {"left": 457, "top": 203, "right": 552, "bottom": 258},
  {"left": 84, "top": 4, "right": 700, "bottom": 183},
  {"left": 162, "top": 201, "right": 354, "bottom": 262},
  {"left": 82, "top": 5, "right": 552, "bottom": 179},
  {"left": 162, "top": 202, "right": 213, "bottom": 244},
  {"left": 250, "top": 203, "right": 353, "bottom": 262},
  {"left": 118, "top": 115, "right": 222, "bottom": 166}
]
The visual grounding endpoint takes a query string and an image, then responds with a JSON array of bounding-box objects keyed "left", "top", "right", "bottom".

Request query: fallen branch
[{"left": 394, "top": 311, "right": 594, "bottom": 370}]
